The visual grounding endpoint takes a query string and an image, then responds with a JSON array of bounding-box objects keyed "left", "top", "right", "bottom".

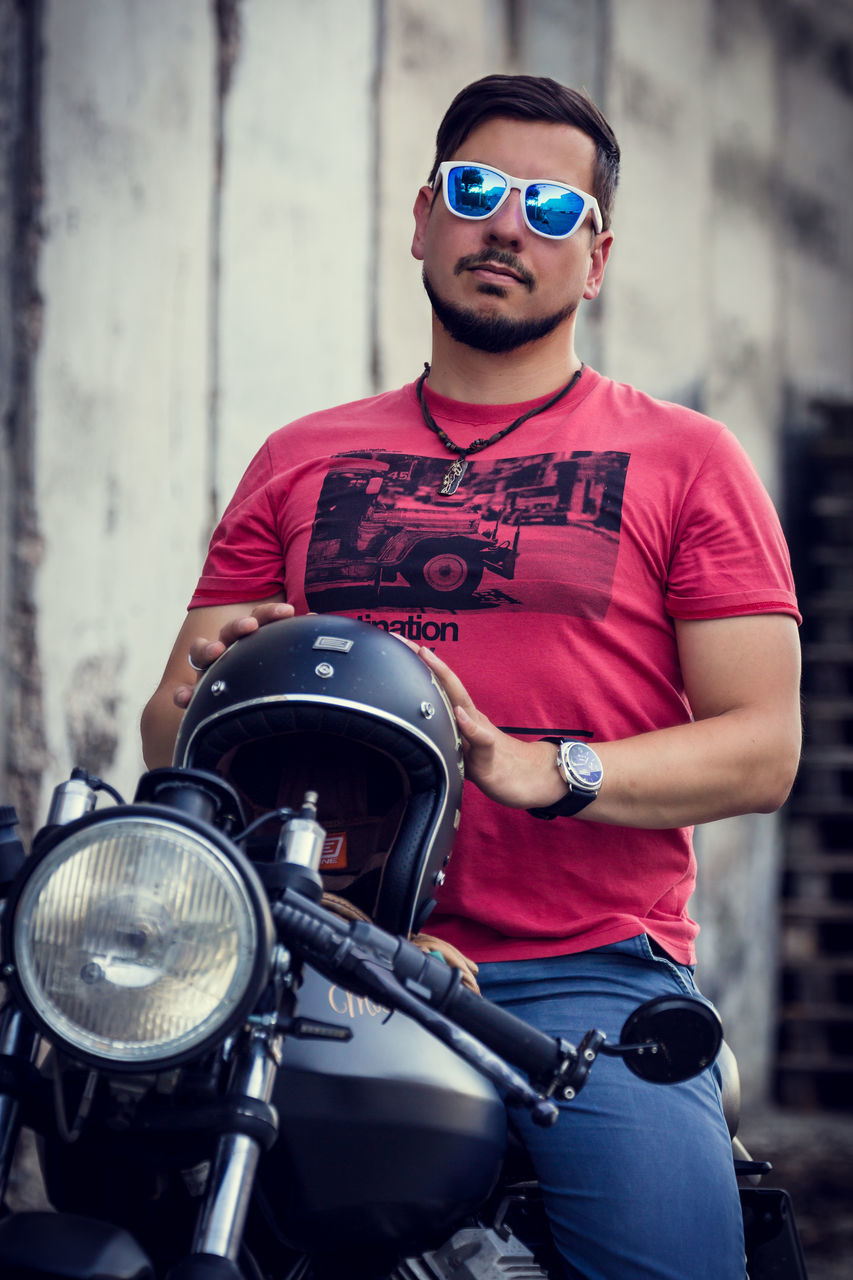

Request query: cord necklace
[{"left": 415, "top": 362, "right": 584, "bottom": 495}]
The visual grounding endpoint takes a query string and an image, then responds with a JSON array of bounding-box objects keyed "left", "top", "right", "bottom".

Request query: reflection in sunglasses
[{"left": 437, "top": 162, "right": 602, "bottom": 239}]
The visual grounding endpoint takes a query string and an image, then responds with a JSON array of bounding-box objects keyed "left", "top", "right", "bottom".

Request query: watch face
[{"left": 564, "top": 741, "right": 603, "bottom": 789}]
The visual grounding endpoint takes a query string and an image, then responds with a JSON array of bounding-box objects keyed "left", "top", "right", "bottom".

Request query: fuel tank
[{"left": 257, "top": 963, "right": 507, "bottom": 1254}]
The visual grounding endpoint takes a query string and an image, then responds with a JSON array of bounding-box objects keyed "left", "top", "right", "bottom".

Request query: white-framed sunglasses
[{"left": 434, "top": 161, "right": 603, "bottom": 240}]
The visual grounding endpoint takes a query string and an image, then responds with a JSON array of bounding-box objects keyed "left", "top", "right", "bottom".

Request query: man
[{"left": 142, "top": 75, "right": 801, "bottom": 1278}]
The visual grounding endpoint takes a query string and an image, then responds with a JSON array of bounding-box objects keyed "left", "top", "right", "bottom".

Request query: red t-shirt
[{"left": 190, "top": 368, "right": 800, "bottom": 964}]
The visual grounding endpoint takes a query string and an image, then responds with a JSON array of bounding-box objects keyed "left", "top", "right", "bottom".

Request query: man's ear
[
  {"left": 411, "top": 185, "right": 433, "bottom": 262},
  {"left": 583, "top": 229, "right": 614, "bottom": 301}
]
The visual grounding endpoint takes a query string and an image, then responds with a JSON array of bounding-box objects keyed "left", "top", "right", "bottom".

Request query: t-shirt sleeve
[
  {"left": 189, "top": 442, "right": 286, "bottom": 608},
  {"left": 664, "top": 427, "right": 801, "bottom": 623}
]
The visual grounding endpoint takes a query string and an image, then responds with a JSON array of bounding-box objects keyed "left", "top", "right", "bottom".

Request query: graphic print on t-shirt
[{"left": 305, "top": 449, "right": 629, "bottom": 618}]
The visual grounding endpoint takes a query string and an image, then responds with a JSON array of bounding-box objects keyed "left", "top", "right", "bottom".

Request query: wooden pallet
[{"left": 777, "top": 409, "right": 853, "bottom": 1110}]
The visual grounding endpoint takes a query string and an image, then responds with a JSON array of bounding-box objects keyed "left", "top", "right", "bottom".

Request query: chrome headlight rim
[{"left": 3, "top": 804, "right": 274, "bottom": 1073}]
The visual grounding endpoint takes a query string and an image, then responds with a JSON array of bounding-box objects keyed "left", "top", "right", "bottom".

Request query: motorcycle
[{"left": 0, "top": 616, "right": 809, "bottom": 1279}]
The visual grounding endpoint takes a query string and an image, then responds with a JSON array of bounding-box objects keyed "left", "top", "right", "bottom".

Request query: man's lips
[
  {"left": 455, "top": 251, "right": 534, "bottom": 290},
  {"left": 472, "top": 263, "right": 523, "bottom": 284}
]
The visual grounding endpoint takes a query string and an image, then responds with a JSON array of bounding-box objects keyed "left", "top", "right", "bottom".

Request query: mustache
[{"left": 454, "top": 249, "right": 535, "bottom": 291}]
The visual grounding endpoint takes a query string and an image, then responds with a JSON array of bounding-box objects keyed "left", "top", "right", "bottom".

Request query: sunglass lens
[
  {"left": 446, "top": 165, "right": 507, "bottom": 218},
  {"left": 526, "top": 184, "right": 586, "bottom": 237}
]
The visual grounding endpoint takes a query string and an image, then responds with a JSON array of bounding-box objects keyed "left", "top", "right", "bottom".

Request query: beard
[{"left": 422, "top": 263, "right": 577, "bottom": 355}]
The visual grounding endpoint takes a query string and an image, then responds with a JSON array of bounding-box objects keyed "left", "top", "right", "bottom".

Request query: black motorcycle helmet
[{"left": 173, "top": 615, "right": 464, "bottom": 935}]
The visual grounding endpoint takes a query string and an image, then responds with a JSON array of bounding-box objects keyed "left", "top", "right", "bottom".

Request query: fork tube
[
  {"left": 0, "top": 1005, "right": 39, "bottom": 1203},
  {"left": 190, "top": 1031, "right": 280, "bottom": 1260}
]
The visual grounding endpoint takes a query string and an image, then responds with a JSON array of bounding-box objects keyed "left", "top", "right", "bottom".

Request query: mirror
[{"left": 617, "top": 995, "right": 723, "bottom": 1084}]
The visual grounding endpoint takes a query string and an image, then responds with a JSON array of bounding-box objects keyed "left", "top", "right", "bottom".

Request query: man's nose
[{"left": 482, "top": 190, "right": 527, "bottom": 248}]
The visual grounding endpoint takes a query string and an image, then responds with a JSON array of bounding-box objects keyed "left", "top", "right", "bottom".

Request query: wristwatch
[{"left": 528, "top": 740, "right": 604, "bottom": 821}]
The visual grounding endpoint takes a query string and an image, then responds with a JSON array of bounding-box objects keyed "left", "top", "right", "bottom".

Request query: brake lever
[
  {"left": 273, "top": 895, "right": 559, "bottom": 1125},
  {"left": 351, "top": 957, "right": 559, "bottom": 1127}
]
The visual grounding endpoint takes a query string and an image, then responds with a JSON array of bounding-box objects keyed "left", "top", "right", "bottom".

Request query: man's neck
[{"left": 424, "top": 326, "right": 582, "bottom": 405}]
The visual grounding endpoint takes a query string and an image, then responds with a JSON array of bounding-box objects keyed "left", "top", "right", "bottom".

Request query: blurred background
[{"left": 1, "top": 1, "right": 851, "bottom": 1271}]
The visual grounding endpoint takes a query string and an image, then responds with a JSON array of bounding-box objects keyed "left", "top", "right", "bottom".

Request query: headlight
[{"left": 4, "top": 810, "right": 272, "bottom": 1070}]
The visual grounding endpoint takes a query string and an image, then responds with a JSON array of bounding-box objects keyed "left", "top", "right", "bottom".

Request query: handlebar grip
[
  {"left": 350, "top": 929, "right": 572, "bottom": 1081},
  {"left": 274, "top": 894, "right": 574, "bottom": 1086},
  {"left": 440, "top": 980, "right": 566, "bottom": 1083}
]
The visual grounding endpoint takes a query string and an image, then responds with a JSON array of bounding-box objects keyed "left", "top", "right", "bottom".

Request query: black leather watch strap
[
  {"left": 527, "top": 736, "right": 599, "bottom": 821},
  {"left": 527, "top": 790, "right": 597, "bottom": 821}
]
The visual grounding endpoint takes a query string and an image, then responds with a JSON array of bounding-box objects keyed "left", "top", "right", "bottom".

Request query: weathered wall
[
  {"left": 698, "top": 0, "right": 853, "bottom": 1101},
  {"left": 1, "top": 0, "right": 45, "bottom": 829},
  {"left": 601, "top": 0, "right": 853, "bottom": 1097},
  {"left": 215, "top": 0, "right": 376, "bottom": 502},
  {"left": 31, "top": 0, "right": 215, "bottom": 803},
  {"left": 1, "top": 0, "right": 852, "bottom": 1103},
  {"left": 376, "top": 0, "right": 499, "bottom": 392}
]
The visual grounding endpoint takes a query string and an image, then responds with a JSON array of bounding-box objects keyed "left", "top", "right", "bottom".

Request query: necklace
[{"left": 415, "top": 363, "right": 584, "bottom": 495}]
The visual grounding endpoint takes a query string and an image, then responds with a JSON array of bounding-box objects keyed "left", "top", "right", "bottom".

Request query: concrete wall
[
  {"left": 601, "top": 0, "right": 853, "bottom": 1095},
  {"left": 32, "top": 0, "right": 216, "bottom": 804},
  {"left": 2, "top": 0, "right": 852, "bottom": 1102}
]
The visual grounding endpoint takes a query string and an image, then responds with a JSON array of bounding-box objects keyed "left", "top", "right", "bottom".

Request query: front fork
[
  {"left": 0, "top": 1002, "right": 40, "bottom": 1205},
  {"left": 190, "top": 1024, "right": 281, "bottom": 1262}
]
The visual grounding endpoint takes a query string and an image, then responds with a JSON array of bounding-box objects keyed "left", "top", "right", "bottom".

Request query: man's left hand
[{"left": 409, "top": 645, "right": 563, "bottom": 810}]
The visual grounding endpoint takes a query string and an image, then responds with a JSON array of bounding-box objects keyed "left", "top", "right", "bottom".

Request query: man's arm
[
  {"left": 414, "top": 612, "right": 802, "bottom": 828},
  {"left": 140, "top": 595, "right": 292, "bottom": 769}
]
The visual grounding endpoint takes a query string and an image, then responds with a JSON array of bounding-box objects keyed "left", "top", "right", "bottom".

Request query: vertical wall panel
[
  {"left": 376, "top": 0, "right": 496, "bottom": 391},
  {"left": 510, "top": 0, "right": 604, "bottom": 94},
  {"left": 778, "top": 4, "right": 853, "bottom": 404},
  {"left": 216, "top": 0, "right": 376, "bottom": 507},
  {"left": 509, "top": 0, "right": 608, "bottom": 367},
  {"left": 705, "top": 0, "right": 782, "bottom": 490},
  {"left": 604, "top": 0, "right": 714, "bottom": 405},
  {"left": 34, "top": 0, "right": 215, "bottom": 800},
  {"left": 0, "top": 0, "right": 26, "bottom": 798},
  {"left": 684, "top": 2, "right": 786, "bottom": 1099}
]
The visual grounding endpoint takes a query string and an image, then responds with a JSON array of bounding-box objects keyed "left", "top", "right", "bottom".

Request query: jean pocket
[{"left": 636, "top": 933, "right": 699, "bottom": 998}]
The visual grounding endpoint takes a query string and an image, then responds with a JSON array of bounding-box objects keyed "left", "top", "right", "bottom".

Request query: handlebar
[{"left": 272, "top": 891, "right": 585, "bottom": 1114}]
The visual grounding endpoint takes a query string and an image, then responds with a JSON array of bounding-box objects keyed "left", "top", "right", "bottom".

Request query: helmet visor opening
[{"left": 217, "top": 731, "right": 409, "bottom": 914}]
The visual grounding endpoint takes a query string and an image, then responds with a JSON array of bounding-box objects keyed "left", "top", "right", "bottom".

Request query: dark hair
[{"left": 428, "top": 74, "right": 620, "bottom": 230}]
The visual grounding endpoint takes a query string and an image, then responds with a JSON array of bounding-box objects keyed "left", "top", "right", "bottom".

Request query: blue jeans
[{"left": 479, "top": 937, "right": 746, "bottom": 1279}]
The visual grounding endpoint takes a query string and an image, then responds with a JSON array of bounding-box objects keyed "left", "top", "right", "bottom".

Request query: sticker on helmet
[{"left": 321, "top": 832, "right": 347, "bottom": 869}]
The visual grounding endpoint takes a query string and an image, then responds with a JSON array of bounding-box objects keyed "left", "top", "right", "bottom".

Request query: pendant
[{"left": 439, "top": 457, "right": 468, "bottom": 496}]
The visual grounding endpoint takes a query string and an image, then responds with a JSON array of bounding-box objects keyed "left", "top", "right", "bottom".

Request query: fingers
[
  {"left": 410, "top": 933, "right": 481, "bottom": 995},
  {"left": 405, "top": 645, "right": 550, "bottom": 806},
  {"left": 218, "top": 601, "right": 295, "bottom": 649},
  {"left": 412, "top": 648, "right": 499, "bottom": 761},
  {"left": 184, "top": 603, "right": 297, "bottom": 686},
  {"left": 452, "top": 701, "right": 496, "bottom": 748},
  {"left": 406, "top": 645, "right": 486, "bottom": 738},
  {"left": 187, "top": 637, "right": 227, "bottom": 673},
  {"left": 173, "top": 683, "right": 194, "bottom": 709},
  {"left": 412, "top": 644, "right": 471, "bottom": 707}
]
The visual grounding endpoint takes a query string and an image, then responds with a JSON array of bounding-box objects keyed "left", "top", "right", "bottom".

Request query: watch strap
[
  {"left": 527, "top": 737, "right": 600, "bottom": 821},
  {"left": 527, "top": 789, "right": 597, "bottom": 821}
]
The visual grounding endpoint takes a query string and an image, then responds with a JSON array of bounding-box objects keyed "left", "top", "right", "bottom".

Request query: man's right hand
[
  {"left": 178, "top": 601, "right": 296, "bottom": 708},
  {"left": 141, "top": 594, "right": 293, "bottom": 768}
]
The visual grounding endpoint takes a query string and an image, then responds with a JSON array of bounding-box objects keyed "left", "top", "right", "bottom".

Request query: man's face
[{"left": 411, "top": 117, "right": 613, "bottom": 354}]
